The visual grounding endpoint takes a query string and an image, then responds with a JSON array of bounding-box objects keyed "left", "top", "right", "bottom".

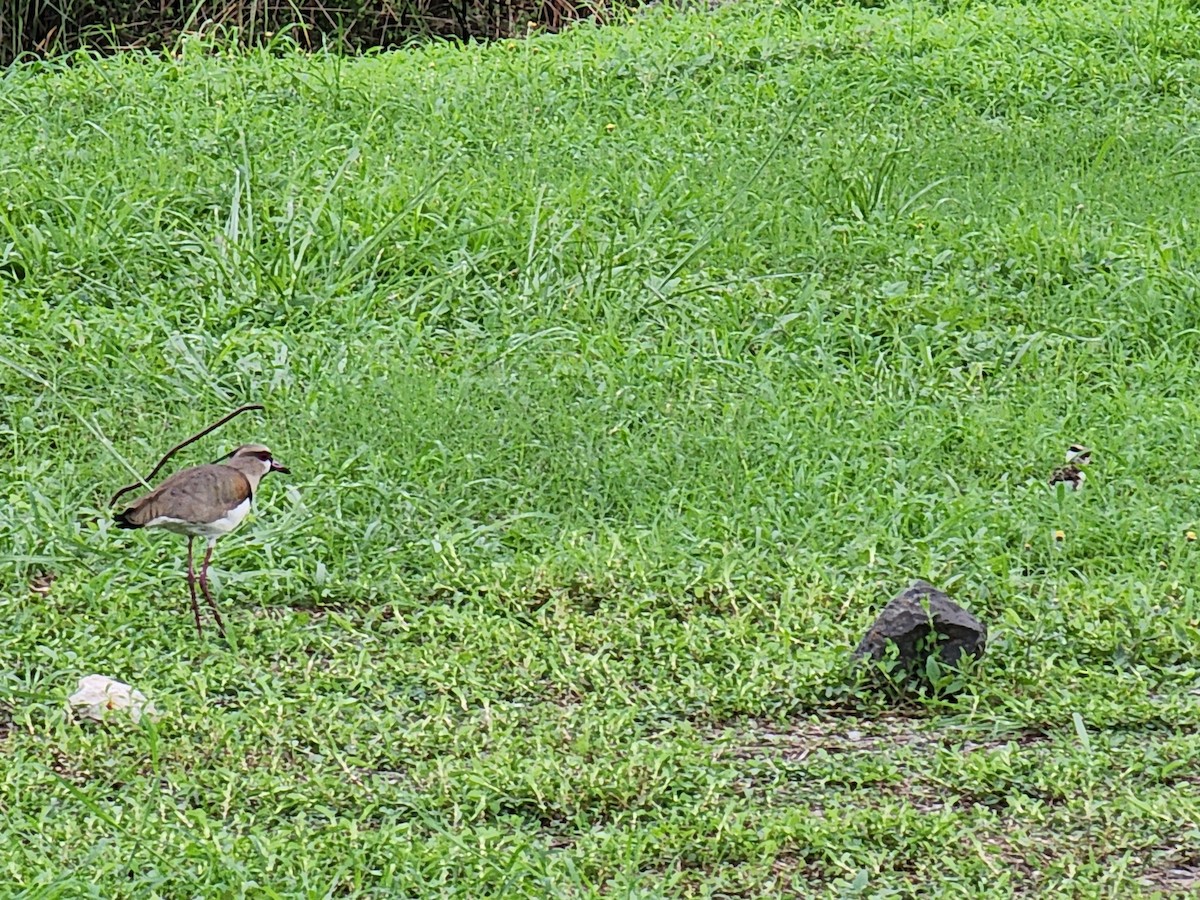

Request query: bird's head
[
  {"left": 1065, "top": 444, "right": 1092, "bottom": 466},
  {"left": 229, "top": 444, "right": 291, "bottom": 477}
]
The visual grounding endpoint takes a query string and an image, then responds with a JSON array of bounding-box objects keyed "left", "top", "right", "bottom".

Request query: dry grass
[{"left": 0, "top": 0, "right": 613, "bottom": 63}]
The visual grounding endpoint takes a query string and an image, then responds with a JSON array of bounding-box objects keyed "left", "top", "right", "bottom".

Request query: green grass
[{"left": 3, "top": 0, "right": 1200, "bottom": 894}]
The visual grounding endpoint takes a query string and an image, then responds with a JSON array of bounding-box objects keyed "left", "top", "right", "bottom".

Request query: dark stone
[{"left": 853, "top": 580, "right": 987, "bottom": 667}]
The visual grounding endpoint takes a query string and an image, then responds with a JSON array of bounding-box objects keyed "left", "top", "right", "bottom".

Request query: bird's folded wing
[{"left": 120, "top": 465, "right": 252, "bottom": 526}]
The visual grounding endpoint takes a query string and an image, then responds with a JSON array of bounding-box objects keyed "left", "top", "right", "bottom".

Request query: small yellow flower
[
  {"left": 1054, "top": 529, "right": 1065, "bottom": 542},
  {"left": 1187, "top": 531, "right": 1196, "bottom": 542},
  {"left": 605, "top": 123, "right": 617, "bottom": 132}
]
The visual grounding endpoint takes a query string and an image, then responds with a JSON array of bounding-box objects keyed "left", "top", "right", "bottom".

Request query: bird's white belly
[{"left": 145, "top": 498, "right": 252, "bottom": 538}]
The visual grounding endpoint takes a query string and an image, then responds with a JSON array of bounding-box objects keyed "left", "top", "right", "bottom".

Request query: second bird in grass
[
  {"left": 1048, "top": 443, "right": 1091, "bottom": 492},
  {"left": 115, "top": 444, "right": 290, "bottom": 637}
]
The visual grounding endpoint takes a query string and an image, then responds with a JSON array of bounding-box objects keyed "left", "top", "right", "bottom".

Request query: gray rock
[{"left": 853, "top": 580, "right": 987, "bottom": 667}]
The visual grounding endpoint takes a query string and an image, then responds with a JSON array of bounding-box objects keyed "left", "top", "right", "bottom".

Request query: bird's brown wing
[
  {"left": 1048, "top": 465, "right": 1078, "bottom": 486},
  {"left": 117, "top": 465, "right": 252, "bottom": 527}
]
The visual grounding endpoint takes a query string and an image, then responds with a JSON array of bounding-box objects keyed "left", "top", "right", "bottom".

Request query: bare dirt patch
[
  {"left": 711, "top": 713, "right": 1049, "bottom": 763},
  {"left": 1139, "top": 848, "right": 1200, "bottom": 895}
]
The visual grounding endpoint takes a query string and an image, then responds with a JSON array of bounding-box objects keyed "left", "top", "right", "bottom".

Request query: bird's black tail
[{"left": 113, "top": 509, "right": 140, "bottom": 529}]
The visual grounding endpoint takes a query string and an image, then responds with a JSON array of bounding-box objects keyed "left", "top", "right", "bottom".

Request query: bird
[
  {"left": 1048, "top": 443, "right": 1091, "bottom": 491},
  {"left": 114, "top": 444, "right": 290, "bottom": 636}
]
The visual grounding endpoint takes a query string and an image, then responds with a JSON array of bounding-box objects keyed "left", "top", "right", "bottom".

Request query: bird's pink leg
[
  {"left": 186, "top": 536, "right": 203, "bottom": 636},
  {"left": 198, "top": 541, "right": 226, "bottom": 637}
]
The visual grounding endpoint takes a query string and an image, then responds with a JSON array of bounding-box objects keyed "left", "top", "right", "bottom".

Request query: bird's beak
[{"left": 271, "top": 460, "right": 291, "bottom": 475}]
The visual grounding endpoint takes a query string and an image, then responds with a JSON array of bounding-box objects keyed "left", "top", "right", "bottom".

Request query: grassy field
[{"left": 3, "top": 0, "right": 1200, "bottom": 894}]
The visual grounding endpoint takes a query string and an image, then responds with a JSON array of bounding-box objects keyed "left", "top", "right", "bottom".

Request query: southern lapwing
[
  {"left": 114, "top": 444, "right": 289, "bottom": 636},
  {"left": 1048, "top": 443, "right": 1091, "bottom": 492}
]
